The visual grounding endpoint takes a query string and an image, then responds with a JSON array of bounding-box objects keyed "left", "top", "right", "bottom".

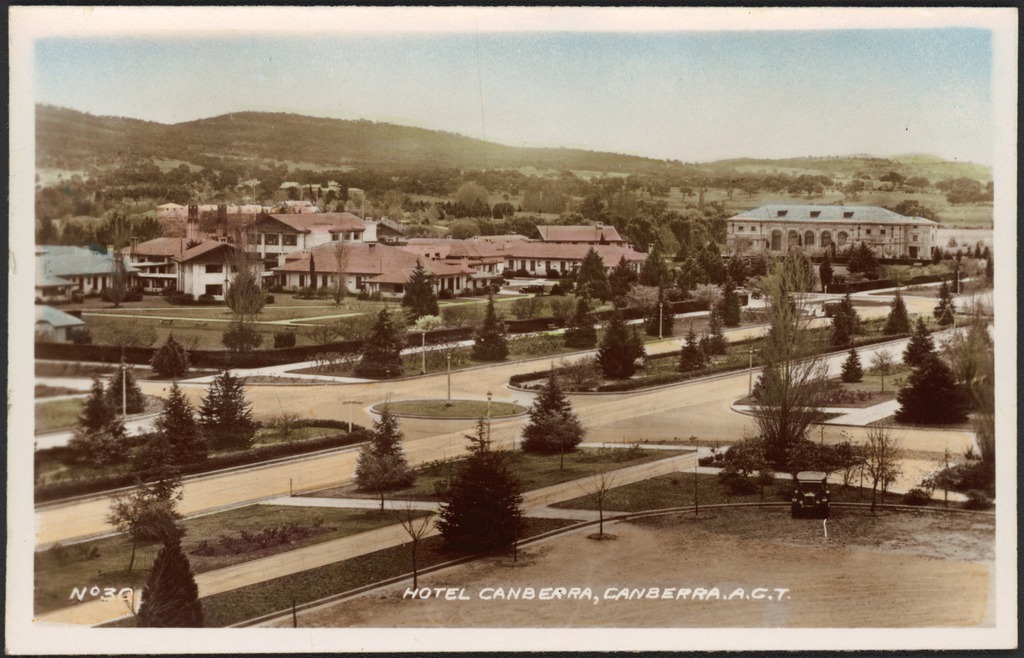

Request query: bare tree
[
  {"left": 863, "top": 425, "right": 903, "bottom": 513},
  {"left": 579, "top": 470, "right": 617, "bottom": 539},
  {"left": 870, "top": 349, "right": 895, "bottom": 393},
  {"left": 397, "top": 501, "right": 434, "bottom": 589}
]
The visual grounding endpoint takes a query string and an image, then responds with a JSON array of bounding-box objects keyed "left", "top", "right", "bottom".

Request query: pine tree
[
  {"left": 150, "top": 334, "right": 190, "bottom": 379},
  {"left": 198, "top": 370, "right": 257, "bottom": 451},
  {"left": 818, "top": 253, "right": 834, "bottom": 293},
  {"left": 401, "top": 260, "right": 439, "bottom": 322},
  {"left": 142, "top": 383, "right": 207, "bottom": 468},
  {"left": 354, "top": 406, "right": 415, "bottom": 507},
  {"left": 644, "top": 285, "right": 674, "bottom": 337},
  {"left": 608, "top": 255, "right": 636, "bottom": 299},
  {"left": 903, "top": 317, "right": 935, "bottom": 368},
  {"left": 830, "top": 293, "right": 861, "bottom": 347},
  {"left": 79, "top": 376, "right": 115, "bottom": 433},
  {"left": 985, "top": 253, "right": 993, "bottom": 284},
  {"left": 883, "top": 290, "right": 911, "bottom": 335},
  {"left": 106, "top": 363, "right": 146, "bottom": 415},
  {"left": 639, "top": 243, "right": 669, "bottom": 287},
  {"left": 69, "top": 414, "right": 131, "bottom": 467},
  {"left": 576, "top": 247, "right": 611, "bottom": 300},
  {"left": 137, "top": 537, "right": 203, "bottom": 627},
  {"left": 679, "top": 325, "right": 707, "bottom": 373},
  {"left": 436, "top": 439, "right": 523, "bottom": 552},
  {"left": 472, "top": 295, "right": 508, "bottom": 361},
  {"left": 718, "top": 279, "right": 742, "bottom": 328},
  {"left": 521, "top": 372, "right": 585, "bottom": 454},
  {"left": 697, "top": 243, "right": 726, "bottom": 285},
  {"left": 563, "top": 294, "right": 598, "bottom": 349},
  {"left": 934, "top": 280, "right": 954, "bottom": 326},
  {"left": 355, "top": 307, "right": 406, "bottom": 378},
  {"left": 847, "top": 242, "right": 879, "bottom": 278},
  {"left": 840, "top": 348, "right": 863, "bottom": 383},
  {"left": 706, "top": 308, "right": 727, "bottom": 355},
  {"left": 896, "top": 354, "right": 970, "bottom": 424},
  {"left": 597, "top": 311, "right": 645, "bottom": 379}
]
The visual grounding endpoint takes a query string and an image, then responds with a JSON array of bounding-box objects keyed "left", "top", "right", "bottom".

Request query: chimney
[
  {"left": 130, "top": 236, "right": 139, "bottom": 251},
  {"left": 217, "top": 204, "right": 228, "bottom": 237},
  {"left": 596, "top": 222, "right": 604, "bottom": 229},
  {"left": 187, "top": 204, "right": 199, "bottom": 243}
]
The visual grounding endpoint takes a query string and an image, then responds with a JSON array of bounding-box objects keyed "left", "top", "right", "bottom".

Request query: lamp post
[
  {"left": 120, "top": 360, "right": 127, "bottom": 418},
  {"left": 747, "top": 345, "right": 754, "bottom": 396},
  {"left": 659, "top": 303, "right": 664, "bottom": 340},
  {"left": 486, "top": 390, "right": 493, "bottom": 448},
  {"left": 421, "top": 331, "right": 426, "bottom": 375},
  {"left": 446, "top": 352, "right": 452, "bottom": 406}
]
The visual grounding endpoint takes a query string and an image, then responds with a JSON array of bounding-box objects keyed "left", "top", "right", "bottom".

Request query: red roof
[
  {"left": 275, "top": 242, "right": 471, "bottom": 283},
  {"left": 125, "top": 237, "right": 188, "bottom": 258},
  {"left": 175, "top": 241, "right": 238, "bottom": 263},
  {"left": 537, "top": 225, "right": 624, "bottom": 243},
  {"left": 506, "top": 242, "right": 646, "bottom": 264},
  {"left": 256, "top": 213, "right": 366, "bottom": 234}
]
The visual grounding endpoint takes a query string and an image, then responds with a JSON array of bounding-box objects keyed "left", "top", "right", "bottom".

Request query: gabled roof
[
  {"left": 537, "top": 225, "right": 625, "bottom": 243},
  {"left": 175, "top": 241, "right": 238, "bottom": 263},
  {"left": 36, "top": 305, "right": 85, "bottom": 328},
  {"left": 506, "top": 242, "right": 647, "bottom": 264},
  {"left": 125, "top": 237, "right": 188, "bottom": 259},
  {"left": 254, "top": 212, "right": 366, "bottom": 234},
  {"left": 730, "top": 205, "right": 938, "bottom": 226},
  {"left": 275, "top": 242, "right": 470, "bottom": 283},
  {"left": 37, "top": 245, "right": 140, "bottom": 277}
]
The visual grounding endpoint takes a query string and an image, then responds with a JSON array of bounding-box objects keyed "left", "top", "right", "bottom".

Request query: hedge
[
  {"left": 829, "top": 274, "right": 946, "bottom": 294},
  {"left": 35, "top": 426, "right": 371, "bottom": 503}
]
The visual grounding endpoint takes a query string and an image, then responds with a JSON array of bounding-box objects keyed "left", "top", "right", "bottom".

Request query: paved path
[
  {"left": 731, "top": 398, "right": 903, "bottom": 427},
  {"left": 35, "top": 413, "right": 160, "bottom": 450}
]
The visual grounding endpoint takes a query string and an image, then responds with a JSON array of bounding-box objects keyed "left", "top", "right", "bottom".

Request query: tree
[
  {"left": 397, "top": 500, "right": 434, "bottom": 589},
  {"left": 521, "top": 371, "right": 585, "bottom": 461},
  {"left": 354, "top": 406, "right": 416, "bottom": 509},
  {"left": 818, "top": 252, "right": 834, "bottom": 293},
  {"left": 150, "top": 334, "right": 190, "bottom": 379},
  {"left": 471, "top": 295, "right": 508, "bottom": 361},
  {"left": 355, "top": 307, "right": 406, "bottom": 378},
  {"left": 751, "top": 252, "right": 830, "bottom": 465},
  {"left": 198, "top": 370, "right": 257, "bottom": 451},
  {"left": 882, "top": 290, "right": 911, "bottom": 335},
  {"left": 597, "top": 311, "right": 645, "bottom": 379},
  {"left": 579, "top": 470, "right": 617, "bottom": 539},
  {"left": 895, "top": 353, "right": 970, "bottom": 424},
  {"left": 224, "top": 246, "right": 265, "bottom": 353},
  {"left": 840, "top": 348, "right": 863, "bottom": 383},
  {"left": 863, "top": 426, "right": 903, "bottom": 513},
  {"left": 140, "top": 383, "right": 207, "bottom": 468},
  {"left": 402, "top": 260, "right": 439, "bottom": 322},
  {"left": 221, "top": 321, "right": 262, "bottom": 353},
  {"left": 639, "top": 243, "right": 669, "bottom": 287},
  {"left": 608, "top": 255, "right": 636, "bottom": 299},
  {"left": 136, "top": 537, "right": 203, "bottom": 627},
  {"left": 718, "top": 279, "right": 741, "bottom": 328},
  {"left": 644, "top": 285, "right": 673, "bottom": 337},
  {"left": 106, "top": 474, "right": 183, "bottom": 576},
  {"left": 678, "top": 325, "right": 707, "bottom": 373},
  {"left": 69, "top": 414, "right": 132, "bottom": 467},
  {"left": 934, "top": 280, "right": 955, "bottom": 326},
  {"left": 106, "top": 363, "right": 146, "bottom": 415},
  {"left": 846, "top": 242, "right": 879, "bottom": 278},
  {"left": 576, "top": 247, "right": 611, "bottom": 300},
  {"left": 563, "top": 294, "right": 598, "bottom": 349},
  {"left": 332, "top": 240, "right": 349, "bottom": 305},
  {"left": 903, "top": 317, "right": 935, "bottom": 368},
  {"left": 985, "top": 253, "right": 993, "bottom": 284},
  {"left": 79, "top": 376, "right": 115, "bottom": 433},
  {"left": 870, "top": 349, "right": 895, "bottom": 393},
  {"left": 435, "top": 435, "right": 523, "bottom": 553},
  {"left": 705, "top": 307, "right": 727, "bottom": 356},
  {"left": 106, "top": 213, "right": 133, "bottom": 308},
  {"left": 829, "top": 293, "right": 861, "bottom": 347}
]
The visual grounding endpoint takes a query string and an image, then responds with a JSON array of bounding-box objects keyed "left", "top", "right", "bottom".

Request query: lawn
[
  {"left": 35, "top": 398, "right": 85, "bottom": 433},
  {"left": 307, "top": 446, "right": 683, "bottom": 502},
  {"left": 374, "top": 399, "right": 527, "bottom": 419},
  {"left": 35, "top": 384, "right": 83, "bottom": 399},
  {"left": 553, "top": 471, "right": 909, "bottom": 514},
  {"left": 253, "top": 425, "right": 345, "bottom": 447},
  {"left": 35, "top": 504, "right": 430, "bottom": 615},
  {"left": 191, "top": 517, "right": 575, "bottom": 628}
]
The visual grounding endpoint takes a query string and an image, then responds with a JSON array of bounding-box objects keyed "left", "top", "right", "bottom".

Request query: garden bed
[{"left": 371, "top": 399, "right": 527, "bottom": 420}]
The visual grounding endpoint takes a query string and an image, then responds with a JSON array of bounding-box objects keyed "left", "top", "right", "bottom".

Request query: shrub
[
  {"left": 549, "top": 283, "right": 566, "bottom": 296},
  {"left": 265, "top": 294, "right": 275, "bottom": 305},
  {"left": 438, "top": 288, "right": 455, "bottom": 300},
  {"left": 901, "top": 487, "right": 932, "bottom": 506},
  {"left": 273, "top": 331, "right": 297, "bottom": 349},
  {"left": 963, "top": 490, "right": 993, "bottom": 510},
  {"left": 69, "top": 326, "right": 93, "bottom": 344},
  {"left": 717, "top": 470, "right": 758, "bottom": 495}
]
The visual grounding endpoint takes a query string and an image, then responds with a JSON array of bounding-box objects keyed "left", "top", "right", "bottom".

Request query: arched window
[
  {"left": 837, "top": 231, "right": 849, "bottom": 247},
  {"left": 771, "top": 230, "right": 782, "bottom": 251},
  {"left": 788, "top": 230, "right": 800, "bottom": 247},
  {"left": 804, "top": 231, "right": 815, "bottom": 247},
  {"left": 820, "top": 231, "right": 832, "bottom": 249}
]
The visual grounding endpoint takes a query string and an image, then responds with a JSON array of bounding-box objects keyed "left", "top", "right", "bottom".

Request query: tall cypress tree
[
  {"left": 198, "top": 371, "right": 257, "bottom": 451},
  {"left": 608, "top": 255, "right": 636, "bottom": 299},
  {"left": 564, "top": 294, "right": 598, "bottom": 349},
  {"left": 639, "top": 243, "right": 669, "bottom": 287},
  {"left": 576, "top": 247, "right": 611, "bottom": 300},
  {"left": 706, "top": 307, "right": 727, "bottom": 355},
  {"left": 137, "top": 537, "right": 203, "bottom": 627},
  {"left": 903, "top": 317, "right": 935, "bottom": 368},
  {"left": 521, "top": 371, "right": 585, "bottom": 454},
  {"left": 830, "top": 293, "right": 861, "bottom": 347},
  {"left": 883, "top": 290, "right": 911, "bottom": 335},
  {"left": 679, "top": 325, "right": 707, "bottom": 373},
  {"left": 818, "top": 252, "right": 834, "bottom": 293},
  {"left": 718, "top": 279, "right": 742, "bottom": 328},
  {"left": 401, "top": 260, "right": 439, "bottom": 322},
  {"left": 934, "top": 280, "right": 955, "bottom": 326},
  {"left": 355, "top": 307, "right": 406, "bottom": 378},
  {"left": 597, "top": 311, "right": 645, "bottom": 379},
  {"left": 472, "top": 295, "right": 508, "bottom": 361}
]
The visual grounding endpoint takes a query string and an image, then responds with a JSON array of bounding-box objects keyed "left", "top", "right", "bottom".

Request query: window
[
  {"left": 912, "top": 233, "right": 919, "bottom": 242},
  {"left": 282, "top": 235, "right": 297, "bottom": 246},
  {"left": 331, "top": 233, "right": 339, "bottom": 241},
  {"left": 820, "top": 232, "right": 832, "bottom": 249},
  {"left": 880, "top": 230, "right": 886, "bottom": 235},
  {"left": 804, "top": 231, "right": 815, "bottom": 247},
  {"left": 738, "top": 225, "right": 744, "bottom": 232},
  {"left": 204, "top": 284, "right": 223, "bottom": 296},
  {"left": 265, "top": 234, "right": 279, "bottom": 245},
  {"left": 777, "top": 210, "right": 788, "bottom": 217},
  {"left": 843, "top": 211, "right": 854, "bottom": 218},
  {"left": 770, "top": 230, "right": 783, "bottom": 251},
  {"left": 865, "top": 229, "right": 872, "bottom": 235},
  {"left": 205, "top": 264, "right": 223, "bottom": 274},
  {"left": 810, "top": 211, "right": 821, "bottom": 218}
]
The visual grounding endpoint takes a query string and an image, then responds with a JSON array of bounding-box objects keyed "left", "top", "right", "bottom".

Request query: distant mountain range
[{"left": 36, "top": 104, "right": 990, "bottom": 182}]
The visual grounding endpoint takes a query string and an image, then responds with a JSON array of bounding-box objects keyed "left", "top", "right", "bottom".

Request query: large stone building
[{"left": 726, "top": 204, "right": 938, "bottom": 259}]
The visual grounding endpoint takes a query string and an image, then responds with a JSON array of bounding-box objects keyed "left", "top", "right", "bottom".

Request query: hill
[
  {"left": 701, "top": 154, "right": 991, "bottom": 184},
  {"left": 36, "top": 105, "right": 700, "bottom": 177}
]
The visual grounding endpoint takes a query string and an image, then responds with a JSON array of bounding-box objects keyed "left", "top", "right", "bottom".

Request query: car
[{"left": 790, "top": 471, "right": 830, "bottom": 519}]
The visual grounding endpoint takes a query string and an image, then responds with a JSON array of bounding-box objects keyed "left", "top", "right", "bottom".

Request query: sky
[{"left": 32, "top": 22, "right": 995, "bottom": 165}]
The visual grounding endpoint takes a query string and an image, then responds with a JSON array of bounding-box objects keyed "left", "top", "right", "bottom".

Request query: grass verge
[{"left": 374, "top": 399, "right": 527, "bottom": 419}]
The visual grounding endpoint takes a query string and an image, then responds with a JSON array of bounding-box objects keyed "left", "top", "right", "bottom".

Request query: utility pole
[
  {"left": 446, "top": 352, "right": 452, "bottom": 406},
  {"left": 121, "top": 361, "right": 127, "bottom": 418},
  {"left": 659, "top": 303, "right": 664, "bottom": 340},
  {"left": 748, "top": 345, "right": 754, "bottom": 395},
  {"left": 421, "top": 331, "right": 426, "bottom": 375}
]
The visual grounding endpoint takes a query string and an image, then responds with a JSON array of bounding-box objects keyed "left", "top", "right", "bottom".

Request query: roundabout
[{"left": 370, "top": 399, "right": 529, "bottom": 420}]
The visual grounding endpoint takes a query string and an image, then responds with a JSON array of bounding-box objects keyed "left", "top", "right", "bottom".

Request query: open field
[
  {"left": 34, "top": 504, "right": 428, "bottom": 615},
  {"left": 278, "top": 506, "right": 994, "bottom": 628}
]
